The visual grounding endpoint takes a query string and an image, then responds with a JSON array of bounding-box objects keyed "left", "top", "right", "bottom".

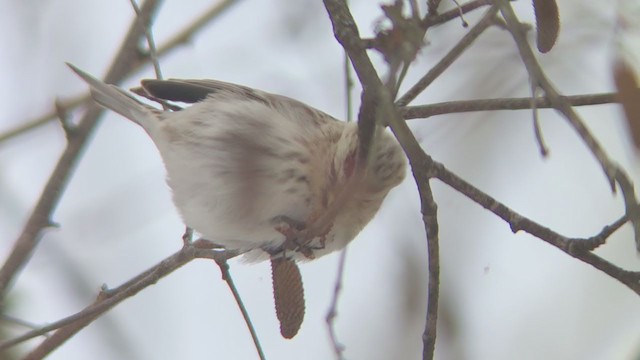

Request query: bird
[{"left": 67, "top": 63, "right": 407, "bottom": 262}]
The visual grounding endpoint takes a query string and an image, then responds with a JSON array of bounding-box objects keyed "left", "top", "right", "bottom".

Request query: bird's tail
[{"left": 67, "top": 63, "right": 158, "bottom": 133}]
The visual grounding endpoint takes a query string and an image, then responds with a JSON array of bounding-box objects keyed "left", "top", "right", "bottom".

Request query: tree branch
[
  {"left": 326, "top": 250, "right": 347, "bottom": 360},
  {"left": 323, "top": 2, "right": 444, "bottom": 358},
  {"left": 0, "top": 95, "right": 88, "bottom": 143},
  {"left": 386, "top": 87, "right": 443, "bottom": 360},
  {"left": 129, "top": 0, "right": 164, "bottom": 80},
  {"left": 214, "top": 258, "right": 266, "bottom": 360},
  {"left": 0, "top": 0, "right": 164, "bottom": 302},
  {"left": 322, "top": 0, "right": 388, "bottom": 164},
  {"left": 414, "top": 169, "right": 440, "bottom": 360},
  {"left": 0, "top": 245, "right": 236, "bottom": 355},
  {"left": 0, "top": 0, "right": 240, "bottom": 145},
  {"left": 421, "top": 0, "right": 515, "bottom": 29},
  {"left": 400, "top": 92, "right": 619, "bottom": 119},
  {"left": 396, "top": 5, "right": 498, "bottom": 107},
  {"left": 494, "top": 0, "right": 640, "bottom": 254},
  {"left": 430, "top": 159, "right": 640, "bottom": 294}
]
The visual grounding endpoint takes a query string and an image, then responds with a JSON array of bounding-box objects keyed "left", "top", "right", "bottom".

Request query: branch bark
[
  {"left": 396, "top": 5, "right": 498, "bottom": 107},
  {"left": 401, "top": 92, "right": 619, "bottom": 119},
  {"left": 495, "top": 0, "right": 640, "bottom": 255},
  {"left": 0, "top": 245, "right": 235, "bottom": 359},
  {"left": 322, "top": 2, "right": 445, "bottom": 359},
  {"left": 0, "top": 0, "right": 165, "bottom": 301},
  {"left": 0, "top": 0, "right": 240, "bottom": 144}
]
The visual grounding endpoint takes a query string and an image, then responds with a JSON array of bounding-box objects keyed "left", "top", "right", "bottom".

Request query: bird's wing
[
  {"left": 134, "top": 79, "right": 268, "bottom": 104},
  {"left": 132, "top": 78, "right": 340, "bottom": 127}
]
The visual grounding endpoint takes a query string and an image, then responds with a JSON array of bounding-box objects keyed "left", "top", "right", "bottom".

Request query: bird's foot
[{"left": 271, "top": 215, "right": 325, "bottom": 259}]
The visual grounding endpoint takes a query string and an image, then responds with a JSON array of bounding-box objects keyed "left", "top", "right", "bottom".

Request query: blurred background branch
[{"left": 1, "top": 0, "right": 639, "bottom": 359}]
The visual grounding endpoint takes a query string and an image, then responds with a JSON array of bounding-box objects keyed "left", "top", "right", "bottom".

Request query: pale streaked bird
[{"left": 67, "top": 63, "right": 406, "bottom": 261}]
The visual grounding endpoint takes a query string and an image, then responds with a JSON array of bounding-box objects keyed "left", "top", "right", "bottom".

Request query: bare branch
[
  {"left": 153, "top": 0, "right": 239, "bottom": 60},
  {"left": 0, "top": 95, "right": 88, "bottom": 143},
  {"left": 400, "top": 92, "right": 618, "bottom": 119},
  {"left": 324, "top": 40, "right": 360, "bottom": 358},
  {"left": 427, "top": 0, "right": 442, "bottom": 15},
  {"left": 0, "top": 314, "right": 50, "bottom": 337},
  {"left": 323, "top": 0, "right": 384, "bottom": 166},
  {"left": 494, "top": 0, "right": 640, "bottom": 252},
  {"left": 326, "top": 249, "right": 347, "bottom": 360},
  {"left": 0, "top": 0, "right": 241, "bottom": 144},
  {"left": 0, "top": 245, "right": 237, "bottom": 354},
  {"left": 414, "top": 170, "right": 440, "bottom": 360},
  {"left": 129, "top": 0, "right": 163, "bottom": 80},
  {"left": 214, "top": 258, "right": 266, "bottom": 360},
  {"left": 396, "top": 5, "right": 498, "bottom": 107},
  {"left": 323, "top": 2, "right": 444, "bottom": 358},
  {"left": 385, "top": 92, "right": 442, "bottom": 360},
  {"left": 0, "top": 0, "right": 164, "bottom": 302},
  {"left": 422, "top": 0, "right": 493, "bottom": 28},
  {"left": 530, "top": 83, "right": 550, "bottom": 156},
  {"left": 344, "top": 56, "right": 354, "bottom": 123},
  {"left": 430, "top": 159, "right": 640, "bottom": 294},
  {"left": 568, "top": 214, "right": 628, "bottom": 251},
  {"left": 392, "top": 91, "right": 640, "bottom": 303}
]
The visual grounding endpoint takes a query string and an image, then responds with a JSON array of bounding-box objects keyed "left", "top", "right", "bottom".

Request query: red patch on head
[{"left": 344, "top": 150, "right": 357, "bottom": 178}]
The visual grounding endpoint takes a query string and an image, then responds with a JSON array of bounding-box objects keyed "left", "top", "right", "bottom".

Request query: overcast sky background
[{"left": 1, "top": 1, "right": 639, "bottom": 359}]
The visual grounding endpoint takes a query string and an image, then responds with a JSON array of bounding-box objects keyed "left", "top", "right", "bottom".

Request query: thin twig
[
  {"left": 417, "top": 173, "right": 439, "bottom": 360},
  {"left": 0, "top": 0, "right": 241, "bottom": 145},
  {"left": 385, "top": 88, "right": 442, "bottom": 360},
  {"left": 324, "top": 40, "right": 356, "bottom": 359},
  {"left": 0, "top": 0, "right": 164, "bottom": 303},
  {"left": 344, "top": 54, "right": 354, "bottom": 123},
  {"left": 430, "top": 159, "right": 640, "bottom": 294},
  {"left": 495, "top": 0, "right": 640, "bottom": 251},
  {"left": 323, "top": 2, "right": 445, "bottom": 359},
  {"left": 396, "top": 5, "right": 498, "bottom": 107},
  {"left": 450, "top": 0, "right": 470, "bottom": 27},
  {"left": 129, "top": 0, "right": 171, "bottom": 115},
  {"left": 0, "top": 0, "right": 242, "bottom": 301},
  {"left": 427, "top": 0, "right": 442, "bottom": 15},
  {"left": 422, "top": 0, "right": 492, "bottom": 28},
  {"left": 496, "top": 0, "right": 614, "bottom": 185},
  {"left": 392, "top": 79, "right": 640, "bottom": 314},
  {"left": 323, "top": 0, "right": 385, "bottom": 169},
  {"left": 0, "top": 314, "right": 50, "bottom": 337},
  {"left": 129, "top": 0, "right": 163, "bottom": 80},
  {"left": 54, "top": 98, "right": 76, "bottom": 139},
  {"left": 530, "top": 83, "right": 549, "bottom": 156},
  {"left": 326, "top": 249, "right": 347, "bottom": 360},
  {"left": 409, "top": 0, "right": 420, "bottom": 19},
  {"left": 214, "top": 259, "right": 266, "bottom": 360},
  {"left": 384, "top": 97, "right": 444, "bottom": 360},
  {"left": 400, "top": 92, "right": 619, "bottom": 119},
  {"left": 182, "top": 226, "right": 194, "bottom": 246},
  {"left": 153, "top": 0, "right": 239, "bottom": 60},
  {"left": 387, "top": 105, "right": 442, "bottom": 360},
  {"left": 393, "top": 62, "right": 411, "bottom": 99},
  {"left": 568, "top": 214, "right": 628, "bottom": 251},
  {"left": 0, "top": 95, "right": 88, "bottom": 144},
  {"left": 0, "top": 246, "right": 236, "bottom": 352}
]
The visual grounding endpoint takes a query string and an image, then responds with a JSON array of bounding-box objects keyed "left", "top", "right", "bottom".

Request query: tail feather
[{"left": 66, "top": 63, "right": 158, "bottom": 133}]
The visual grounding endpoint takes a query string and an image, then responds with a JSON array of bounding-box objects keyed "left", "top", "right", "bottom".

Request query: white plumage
[{"left": 68, "top": 64, "right": 406, "bottom": 261}]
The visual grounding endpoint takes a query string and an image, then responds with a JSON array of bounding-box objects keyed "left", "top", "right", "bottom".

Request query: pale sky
[{"left": 1, "top": 1, "right": 639, "bottom": 359}]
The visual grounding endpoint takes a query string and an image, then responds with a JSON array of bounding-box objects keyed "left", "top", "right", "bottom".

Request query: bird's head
[{"left": 333, "top": 123, "right": 406, "bottom": 197}]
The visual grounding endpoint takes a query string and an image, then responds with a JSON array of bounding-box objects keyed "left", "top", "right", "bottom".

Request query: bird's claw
[{"left": 272, "top": 215, "right": 324, "bottom": 259}]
